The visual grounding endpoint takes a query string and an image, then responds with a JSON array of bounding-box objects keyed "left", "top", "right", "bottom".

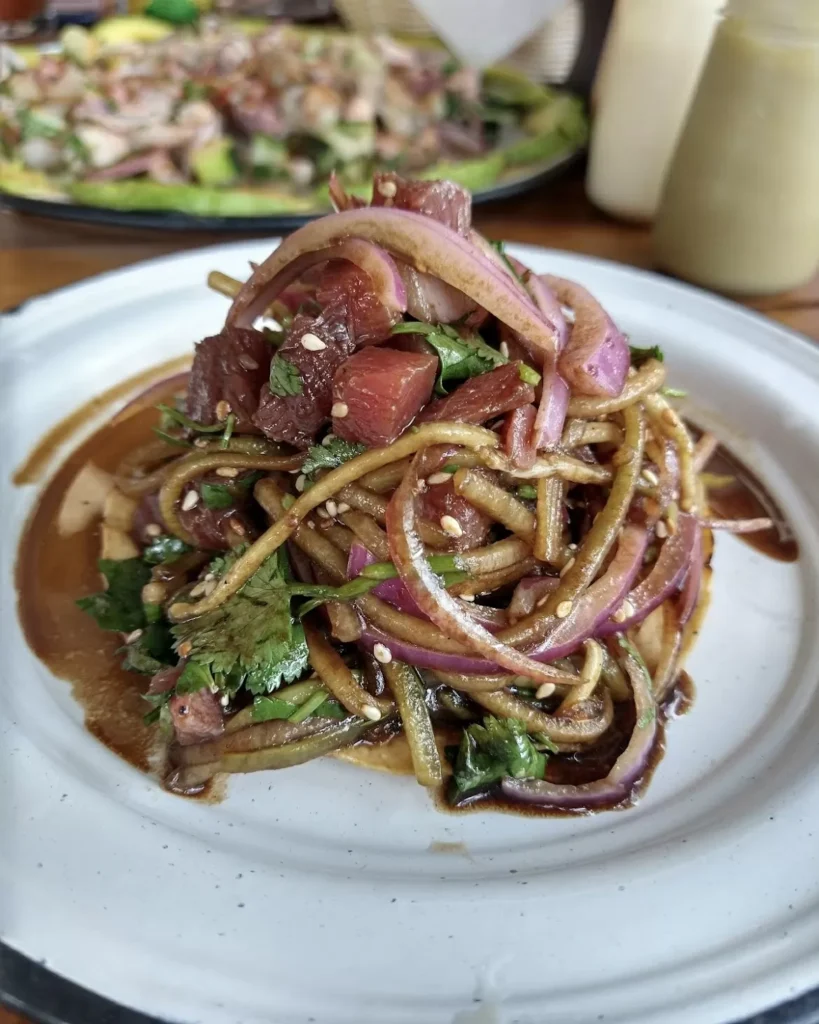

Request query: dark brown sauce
[{"left": 12, "top": 369, "right": 794, "bottom": 812}]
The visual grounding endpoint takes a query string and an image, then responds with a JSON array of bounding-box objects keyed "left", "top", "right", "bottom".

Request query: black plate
[
  {"left": 2, "top": 939, "right": 819, "bottom": 1024},
  {"left": 0, "top": 146, "right": 582, "bottom": 232}
]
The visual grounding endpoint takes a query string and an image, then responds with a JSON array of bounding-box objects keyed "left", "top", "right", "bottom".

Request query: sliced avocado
[
  {"left": 91, "top": 16, "right": 173, "bottom": 45},
  {"left": 68, "top": 180, "right": 317, "bottom": 216},
  {"left": 249, "top": 135, "right": 287, "bottom": 178},
  {"left": 60, "top": 25, "right": 99, "bottom": 66},
  {"left": 419, "top": 151, "right": 504, "bottom": 192},
  {"left": 0, "top": 161, "right": 68, "bottom": 201},
  {"left": 190, "top": 138, "right": 237, "bottom": 188},
  {"left": 143, "top": 0, "right": 199, "bottom": 25},
  {"left": 502, "top": 95, "right": 588, "bottom": 168},
  {"left": 482, "top": 66, "right": 556, "bottom": 109}
]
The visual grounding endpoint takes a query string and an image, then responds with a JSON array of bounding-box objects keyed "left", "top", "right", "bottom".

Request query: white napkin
[{"left": 411, "top": 0, "right": 568, "bottom": 68}]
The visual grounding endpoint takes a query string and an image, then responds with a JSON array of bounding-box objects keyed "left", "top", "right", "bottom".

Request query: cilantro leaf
[
  {"left": 450, "top": 716, "right": 546, "bottom": 799},
  {"left": 156, "top": 403, "right": 223, "bottom": 434},
  {"left": 629, "top": 344, "right": 664, "bottom": 367},
  {"left": 269, "top": 354, "right": 304, "bottom": 397},
  {"left": 489, "top": 239, "right": 524, "bottom": 284},
  {"left": 171, "top": 549, "right": 309, "bottom": 697},
  {"left": 121, "top": 621, "right": 175, "bottom": 675},
  {"left": 516, "top": 484, "right": 538, "bottom": 500},
  {"left": 176, "top": 660, "right": 216, "bottom": 694},
  {"left": 200, "top": 472, "right": 262, "bottom": 510},
  {"left": 302, "top": 438, "right": 366, "bottom": 477},
  {"left": 76, "top": 559, "right": 151, "bottom": 633},
  {"left": 143, "top": 535, "right": 192, "bottom": 565},
  {"left": 392, "top": 321, "right": 507, "bottom": 395}
]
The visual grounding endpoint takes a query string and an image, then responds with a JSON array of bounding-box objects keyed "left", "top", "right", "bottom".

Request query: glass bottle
[{"left": 653, "top": 0, "right": 819, "bottom": 295}]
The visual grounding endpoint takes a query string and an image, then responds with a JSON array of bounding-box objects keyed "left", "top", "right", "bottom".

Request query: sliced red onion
[
  {"left": 524, "top": 271, "right": 569, "bottom": 352},
  {"left": 111, "top": 371, "right": 189, "bottom": 426},
  {"left": 398, "top": 263, "right": 476, "bottom": 324},
  {"left": 597, "top": 513, "right": 698, "bottom": 636},
  {"left": 359, "top": 625, "right": 504, "bottom": 676},
  {"left": 387, "top": 450, "right": 570, "bottom": 685},
  {"left": 228, "top": 238, "right": 406, "bottom": 326},
  {"left": 677, "top": 522, "right": 704, "bottom": 626},
  {"left": 501, "top": 646, "right": 657, "bottom": 810},
  {"left": 545, "top": 275, "right": 629, "bottom": 398},
  {"left": 528, "top": 525, "right": 648, "bottom": 661},
  {"left": 533, "top": 358, "right": 570, "bottom": 448},
  {"left": 348, "top": 541, "right": 505, "bottom": 630},
  {"left": 229, "top": 209, "right": 560, "bottom": 355},
  {"left": 509, "top": 576, "right": 560, "bottom": 624}
]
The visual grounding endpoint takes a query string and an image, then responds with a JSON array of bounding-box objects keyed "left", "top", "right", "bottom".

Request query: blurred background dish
[{"left": 0, "top": 7, "right": 591, "bottom": 228}]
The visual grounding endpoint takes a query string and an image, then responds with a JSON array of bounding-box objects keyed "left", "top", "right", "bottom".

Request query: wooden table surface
[{"left": 0, "top": 170, "right": 816, "bottom": 1024}]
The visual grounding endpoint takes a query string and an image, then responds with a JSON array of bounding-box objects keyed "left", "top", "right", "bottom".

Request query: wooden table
[{"left": 0, "top": 170, "right": 816, "bottom": 1024}]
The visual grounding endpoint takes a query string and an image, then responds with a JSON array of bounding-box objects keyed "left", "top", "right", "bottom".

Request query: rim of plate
[{"left": 4, "top": 242, "right": 819, "bottom": 1024}]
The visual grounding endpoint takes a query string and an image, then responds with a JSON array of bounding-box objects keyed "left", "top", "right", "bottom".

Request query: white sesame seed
[
  {"left": 322, "top": 433, "right": 336, "bottom": 447},
  {"left": 361, "top": 705, "right": 382, "bottom": 721},
  {"left": 144, "top": 523, "right": 162, "bottom": 538},
  {"left": 373, "top": 643, "right": 393, "bottom": 664},
  {"left": 181, "top": 490, "right": 200, "bottom": 511},
  {"left": 568, "top": 542, "right": 578, "bottom": 551},
  {"left": 642, "top": 468, "right": 659, "bottom": 486},
  {"left": 656, "top": 521, "right": 668, "bottom": 539},
  {"left": 215, "top": 400, "right": 232, "bottom": 421},
  {"left": 460, "top": 594, "right": 475, "bottom": 602},
  {"left": 295, "top": 474, "right": 306, "bottom": 493},
  {"left": 331, "top": 402, "right": 349, "bottom": 418},
  {"left": 556, "top": 600, "right": 573, "bottom": 619},
  {"left": 378, "top": 179, "right": 397, "bottom": 198},
  {"left": 536, "top": 595, "right": 550, "bottom": 608},
  {"left": 194, "top": 437, "right": 209, "bottom": 448},
  {"left": 612, "top": 606, "right": 627, "bottom": 624},
  {"left": 307, "top": 521, "right": 316, "bottom": 529},
  {"left": 499, "top": 341, "right": 510, "bottom": 358},
  {"left": 427, "top": 472, "right": 452, "bottom": 486},
  {"left": 559, "top": 557, "right": 575, "bottom": 578},
  {"left": 300, "top": 333, "right": 326, "bottom": 351},
  {"left": 124, "top": 628, "right": 143, "bottom": 644},
  {"left": 189, "top": 581, "right": 208, "bottom": 597},
  {"left": 440, "top": 515, "right": 463, "bottom": 538},
  {"left": 325, "top": 500, "right": 338, "bottom": 517},
  {"left": 336, "top": 502, "right": 351, "bottom": 514},
  {"left": 203, "top": 580, "right": 217, "bottom": 597},
  {"left": 219, "top": 693, "right": 229, "bottom": 707},
  {"left": 204, "top": 572, "right": 215, "bottom": 582},
  {"left": 229, "top": 518, "right": 246, "bottom": 536},
  {"left": 621, "top": 599, "right": 635, "bottom": 619},
  {"left": 536, "top": 682, "right": 556, "bottom": 699},
  {"left": 215, "top": 466, "right": 239, "bottom": 478},
  {"left": 317, "top": 507, "right": 330, "bottom": 519}
]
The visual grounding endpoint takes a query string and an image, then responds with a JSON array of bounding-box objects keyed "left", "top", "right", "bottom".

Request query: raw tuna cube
[
  {"left": 419, "top": 478, "right": 491, "bottom": 552},
  {"left": 416, "top": 363, "right": 535, "bottom": 425},
  {"left": 187, "top": 327, "right": 269, "bottom": 433},
  {"left": 332, "top": 347, "right": 437, "bottom": 447},
  {"left": 316, "top": 259, "right": 399, "bottom": 346}
]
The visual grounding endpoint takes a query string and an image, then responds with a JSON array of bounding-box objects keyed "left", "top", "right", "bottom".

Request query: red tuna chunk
[
  {"left": 370, "top": 172, "right": 471, "bottom": 235},
  {"left": 253, "top": 311, "right": 355, "bottom": 449},
  {"left": 332, "top": 347, "right": 437, "bottom": 447},
  {"left": 187, "top": 327, "right": 269, "bottom": 433},
  {"left": 416, "top": 363, "right": 535, "bottom": 425},
  {"left": 316, "top": 259, "right": 399, "bottom": 346},
  {"left": 419, "top": 479, "right": 491, "bottom": 552}
]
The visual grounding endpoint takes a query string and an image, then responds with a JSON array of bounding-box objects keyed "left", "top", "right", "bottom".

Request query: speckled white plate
[{"left": 3, "top": 243, "right": 819, "bottom": 1024}]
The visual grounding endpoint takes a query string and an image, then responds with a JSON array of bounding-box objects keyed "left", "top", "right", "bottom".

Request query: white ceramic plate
[{"left": 3, "top": 243, "right": 819, "bottom": 1024}]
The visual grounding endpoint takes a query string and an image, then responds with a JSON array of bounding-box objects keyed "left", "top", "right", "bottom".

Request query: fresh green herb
[
  {"left": 532, "top": 732, "right": 560, "bottom": 754},
  {"left": 518, "top": 363, "right": 541, "bottom": 387},
  {"left": 144, "top": 602, "right": 164, "bottom": 624},
  {"left": 359, "top": 555, "right": 464, "bottom": 581},
  {"left": 314, "top": 698, "right": 347, "bottom": 719},
  {"left": 629, "top": 344, "right": 665, "bottom": 367},
  {"left": 19, "top": 108, "right": 65, "bottom": 141},
  {"left": 156, "top": 403, "right": 224, "bottom": 434},
  {"left": 152, "top": 428, "right": 191, "bottom": 448},
  {"left": 292, "top": 576, "right": 381, "bottom": 617},
  {"left": 206, "top": 545, "right": 248, "bottom": 580},
  {"left": 176, "top": 660, "right": 216, "bottom": 694},
  {"left": 143, "top": 0, "right": 199, "bottom": 24},
  {"left": 302, "top": 437, "right": 366, "bottom": 477},
  {"left": 220, "top": 413, "right": 236, "bottom": 449},
  {"left": 252, "top": 690, "right": 346, "bottom": 722},
  {"left": 182, "top": 81, "right": 209, "bottom": 101},
  {"left": 516, "top": 484, "right": 538, "bottom": 500},
  {"left": 392, "top": 321, "right": 507, "bottom": 395},
  {"left": 661, "top": 387, "right": 687, "bottom": 399},
  {"left": 251, "top": 695, "right": 299, "bottom": 721},
  {"left": 142, "top": 692, "right": 174, "bottom": 728},
  {"left": 200, "top": 482, "right": 237, "bottom": 510},
  {"left": 288, "top": 687, "right": 332, "bottom": 723},
  {"left": 121, "top": 620, "right": 175, "bottom": 675},
  {"left": 172, "top": 549, "right": 309, "bottom": 696},
  {"left": 451, "top": 715, "right": 546, "bottom": 799},
  {"left": 143, "top": 535, "right": 192, "bottom": 565},
  {"left": 200, "top": 472, "right": 263, "bottom": 511},
  {"left": 76, "top": 559, "right": 151, "bottom": 633},
  {"left": 441, "top": 463, "right": 460, "bottom": 474},
  {"left": 269, "top": 354, "right": 304, "bottom": 397},
  {"left": 489, "top": 239, "right": 524, "bottom": 284}
]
